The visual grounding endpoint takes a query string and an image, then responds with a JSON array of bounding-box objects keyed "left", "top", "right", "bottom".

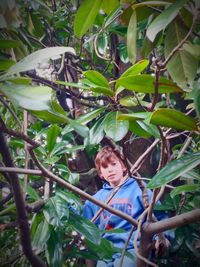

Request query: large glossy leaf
[
  {"left": 69, "top": 212, "right": 101, "bottom": 244},
  {"left": 0, "top": 39, "right": 22, "bottom": 49},
  {"left": 127, "top": 9, "right": 137, "bottom": 64},
  {"left": 150, "top": 108, "right": 198, "bottom": 131},
  {"left": 0, "top": 46, "right": 75, "bottom": 78},
  {"left": 0, "top": 84, "right": 52, "bottom": 110},
  {"left": 43, "top": 196, "right": 69, "bottom": 228},
  {"left": 0, "top": 59, "right": 15, "bottom": 70},
  {"left": 103, "top": 5, "right": 122, "bottom": 28},
  {"left": 132, "top": 1, "right": 171, "bottom": 8},
  {"left": 170, "top": 184, "right": 200, "bottom": 198},
  {"left": 77, "top": 107, "right": 105, "bottom": 125},
  {"left": 117, "top": 74, "right": 182, "bottom": 93},
  {"left": 47, "top": 124, "right": 61, "bottom": 153},
  {"left": 84, "top": 70, "right": 109, "bottom": 88},
  {"left": 89, "top": 116, "right": 105, "bottom": 144},
  {"left": 103, "top": 111, "right": 129, "bottom": 142},
  {"left": 57, "top": 80, "right": 114, "bottom": 97},
  {"left": 117, "top": 112, "right": 149, "bottom": 121},
  {"left": 183, "top": 43, "right": 200, "bottom": 60},
  {"left": 46, "top": 230, "right": 63, "bottom": 267},
  {"left": 101, "top": 0, "right": 119, "bottom": 14},
  {"left": 165, "top": 22, "right": 198, "bottom": 88},
  {"left": 74, "top": 0, "right": 102, "bottom": 38},
  {"left": 31, "top": 109, "right": 68, "bottom": 124},
  {"left": 147, "top": 152, "right": 200, "bottom": 189},
  {"left": 32, "top": 219, "right": 50, "bottom": 250},
  {"left": 129, "top": 120, "right": 152, "bottom": 138},
  {"left": 146, "top": 0, "right": 188, "bottom": 42},
  {"left": 119, "top": 59, "right": 149, "bottom": 79}
]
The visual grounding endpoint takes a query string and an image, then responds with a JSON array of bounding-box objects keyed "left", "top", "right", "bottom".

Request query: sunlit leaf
[
  {"left": 103, "top": 111, "right": 129, "bottom": 141},
  {"left": 120, "top": 60, "right": 149, "bottom": 79},
  {"left": 170, "top": 184, "right": 200, "bottom": 198},
  {"left": 101, "top": 0, "right": 119, "bottom": 15},
  {"left": 74, "top": 0, "right": 102, "bottom": 38},
  {"left": 165, "top": 21, "right": 198, "bottom": 88},
  {"left": 183, "top": 43, "right": 200, "bottom": 60},
  {"left": 147, "top": 152, "right": 200, "bottom": 188},
  {"left": 83, "top": 70, "right": 109, "bottom": 88},
  {"left": 89, "top": 116, "right": 105, "bottom": 144},
  {"left": 0, "top": 84, "right": 52, "bottom": 110},
  {"left": 146, "top": 0, "right": 187, "bottom": 42},
  {"left": 0, "top": 46, "right": 75, "bottom": 78},
  {"left": 47, "top": 124, "right": 61, "bottom": 153},
  {"left": 0, "top": 39, "right": 22, "bottom": 49},
  {"left": 150, "top": 108, "right": 198, "bottom": 131},
  {"left": 127, "top": 9, "right": 137, "bottom": 64},
  {"left": 117, "top": 74, "right": 182, "bottom": 93}
]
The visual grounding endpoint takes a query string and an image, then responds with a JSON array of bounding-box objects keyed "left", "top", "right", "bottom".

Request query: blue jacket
[{"left": 83, "top": 178, "right": 168, "bottom": 250}]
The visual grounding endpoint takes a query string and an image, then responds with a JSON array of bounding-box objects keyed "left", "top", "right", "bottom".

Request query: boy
[{"left": 83, "top": 146, "right": 169, "bottom": 267}]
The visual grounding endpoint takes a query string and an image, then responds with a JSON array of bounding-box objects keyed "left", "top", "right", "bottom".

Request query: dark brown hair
[{"left": 95, "top": 146, "right": 127, "bottom": 178}]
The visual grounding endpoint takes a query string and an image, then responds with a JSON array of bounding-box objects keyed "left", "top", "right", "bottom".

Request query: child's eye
[{"left": 111, "top": 162, "right": 116, "bottom": 166}]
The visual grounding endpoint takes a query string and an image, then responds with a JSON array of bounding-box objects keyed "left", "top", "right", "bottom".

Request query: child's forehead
[{"left": 101, "top": 152, "right": 120, "bottom": 163}]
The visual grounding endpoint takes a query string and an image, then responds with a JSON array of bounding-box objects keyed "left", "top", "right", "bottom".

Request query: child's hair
[{"left": 95, "top": 146, "right": 127, "bottom": 178}]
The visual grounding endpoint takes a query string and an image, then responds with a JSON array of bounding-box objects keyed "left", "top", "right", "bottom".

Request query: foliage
[{"left": 0, "top": 0, "right": 200, "bottom": 266}]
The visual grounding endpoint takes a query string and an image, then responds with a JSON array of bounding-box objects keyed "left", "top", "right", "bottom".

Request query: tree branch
[{"left": 0, "top": 132, "right": 46, "bottom": 267}]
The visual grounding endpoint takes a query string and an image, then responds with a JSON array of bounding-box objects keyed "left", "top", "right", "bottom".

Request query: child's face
[{"left": 99, "top": 154, "right": 125, "bottom": 187}]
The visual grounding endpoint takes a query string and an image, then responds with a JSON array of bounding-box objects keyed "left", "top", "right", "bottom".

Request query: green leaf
[
  {"left": 117, "top": 112, "right": 149, "bottom": 121},
  {"left": 136, "top": 120, "right": 160, "bottom": 138},
  {"left": 69, "top": 212, "right": 101, "bottom": 244},
  {"left": 74, "top": 0, "right": 102, "bottom": 38},
  {"left": 146, "top": 0, "right": 188, "bottom": 42},
  {"left": 77, "top": 107, "right": 105, "bottom": 125},
  {"left": 46, "top": 230, "right": 63, "bottom": 267},
  {"left": 170, "top": 184, "right": 200, "bottom": 198},
  {"left": 69, "top": 118, "right": 89, "bottom": 138},
  {"left": 183, "top": 43, "right": 200, "bottom": 60},
  {"left": 103, "top": 5, "right": 122, "bottom": 28},
  {"left": 26, "top": 185, "right": 40, "bottom": 201},
  {"left": 31, "top": 109, "right": 68, "bottom": 124},
  {"left": 5, "top": 77, "right": 31, "bottom": 84},
  {"left": 0, "top": 59, "right": 15, "bottom": 71},
  {"left": 117, "top": 74, "right": 182, "bottom": 93},
  {"left": 0, "top": 84, "right": 52, "bottom": 110},
  {"left": 165, "top": 21, "right": 198, "bottom": 88},
  {"left": 101, "top": 0, "right": 119, "bottom": 15},
  {"left": 127, "top": 9, "right": 137, "bottom": 64},
  {"left": 132, "top": 1, "right": 171, "bottom": 8},
  {"left": 47, "top": 124, "right": 61, "bottom": 153},
  {"left": 1, "top": 46, "right": 75, "bottom": 78},
  {"left": 56, "top": 190, "right": 82, "bottom": 213},
  {"left": 32, "top": 219, "right": 50, "bottom": 250},
  {"left": 0, "top": 39, "right": 22, "bottom": 49},
  {"left": 150, "top": 108, "right": 198, "bottom": 131},
  {"left": 57, "top": 80, "right": 114, "bottom": 97},
  {"left": 103, "top": 111, "right": 129, "bottom": 142},
  {"left": 129, "top": 120, "right": 152, "bottom": 138},
  {"left": 147, "top": 152, "right": 200, "bottom": 189},
  {"left": 43, "top": 196, "right": 69, "bottom": 227},
  {"left": 83, "top": 70, "right": 109, "bottom": 88},
  {"left": 89, "top": 116, "right": 105, "bottom": 144},
  {"left": 120, "top": 59, "right": 149, "bottom": 79},
  {"left": 192, "top": 81, "right": 200, "bottom": 118}
]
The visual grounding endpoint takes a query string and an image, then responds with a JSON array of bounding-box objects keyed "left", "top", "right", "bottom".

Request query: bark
[{"left": 0, "top": 132, "right": 47, "bottom": 267}]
